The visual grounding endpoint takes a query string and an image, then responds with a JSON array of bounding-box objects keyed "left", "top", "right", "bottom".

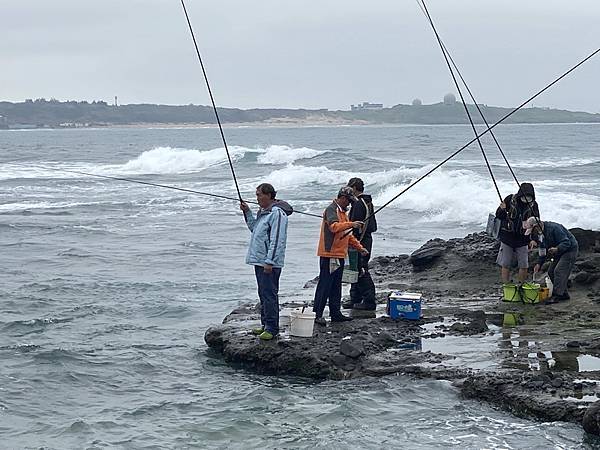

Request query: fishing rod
[
  {"left": 180, "top": 0, "right": 243, "bottom": 203},
  {"left": 417, "top": 0, "right": 546, "bottom": 240},
  {"left": 348, "top": 45, "right": 600, "bottom": 228},
  {"left": 418, "top": 0, "right": 502, "bottom": 201},
  {"left": 416, "top": 0, "right": 521, "bottom": 188},
  {"left": 2, "top": 161, "right": 323, "bottom": 219}
]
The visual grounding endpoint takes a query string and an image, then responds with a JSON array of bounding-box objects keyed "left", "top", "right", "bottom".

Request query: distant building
[
  {"left": 443, "top": 93, "right": 456, "bottom": 105},
  {"left": 351, "top": 102, "right": 384, "bottom": 111},
  {"left": 412, "top": 98, "right": 422, "bottom": 106}
]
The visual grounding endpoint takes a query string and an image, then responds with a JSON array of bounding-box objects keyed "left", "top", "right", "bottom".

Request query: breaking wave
[
  {"left": 261, "top": 161, "right": 600, "bottom": 229},
  {"left": 256, "top": 145, "right": 326, "bottom": 165}
]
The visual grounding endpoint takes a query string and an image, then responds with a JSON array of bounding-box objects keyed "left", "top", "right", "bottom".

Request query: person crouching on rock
[
  {"left": 240, "top": 183, "right": 292, "bottom": 340},
  {"left": 313, "top": 186, "right": 368, "bottom": 326},
  {"left": 495, "top": 182, "right": 540, "bottom": 284},
  {"left": 523, "top": 217, "right": 578, "bottom": 304},
  {"left": 344, "top": 177, "right": 378, "bottom": 311}
]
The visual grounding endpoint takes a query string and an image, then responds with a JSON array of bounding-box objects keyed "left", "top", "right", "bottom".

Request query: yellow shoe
[
  {"left": 251, "top": 327, "right": 264, "bottom": 335},
  {"left": 258, "top": 330, "right": 274, "bottom": 340}
]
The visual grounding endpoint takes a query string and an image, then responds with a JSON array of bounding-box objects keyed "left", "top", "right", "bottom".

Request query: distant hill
[{"left": 1, "top": 98, "right": 599, "bottom": 129}]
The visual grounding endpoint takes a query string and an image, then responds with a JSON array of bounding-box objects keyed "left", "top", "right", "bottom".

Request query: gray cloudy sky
[{"left": 2, "top": 0, "right": 599, "bottom": 112}]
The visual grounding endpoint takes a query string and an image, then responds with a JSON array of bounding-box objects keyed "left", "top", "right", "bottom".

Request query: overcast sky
[{"left": 2, "top": 0, "right": 599, "bottom": 112}]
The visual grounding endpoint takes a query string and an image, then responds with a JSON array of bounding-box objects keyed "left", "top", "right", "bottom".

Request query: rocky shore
[{"left": 205, "top": 229, "right": 600, "bottom": 437}]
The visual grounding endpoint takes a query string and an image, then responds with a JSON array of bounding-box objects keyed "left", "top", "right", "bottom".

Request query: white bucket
[
  {"left": 280, "top": 308, "right": 294, "bottom": 329},
  {"left": 290, "top": 310, "right": 316, "bottom": 337},
  {"left": 545, "top": 276, "right": 554, "bottom": 297}
]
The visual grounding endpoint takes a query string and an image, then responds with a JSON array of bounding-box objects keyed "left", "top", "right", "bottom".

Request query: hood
[
  {"left": 272, "top": 199, "right": 294, "bottom": 216},
  {"left": 516, "top": 182, "right": 535, "bottom": 200},
  {"left": 358, "top": 193, "right": 373, "bottom": 203}
]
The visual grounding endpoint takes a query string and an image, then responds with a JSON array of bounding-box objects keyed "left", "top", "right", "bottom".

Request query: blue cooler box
[{"left": 388, "top": 292, "right": 422, "bottom": 320}]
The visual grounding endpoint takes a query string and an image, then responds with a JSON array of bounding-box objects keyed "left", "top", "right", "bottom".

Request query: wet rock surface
[{"left": 205, "top": 229, "right": 600, "bottom": 435}]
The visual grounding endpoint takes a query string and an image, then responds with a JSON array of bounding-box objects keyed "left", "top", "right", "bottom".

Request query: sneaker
[
  {"left": 342, "top": 301, "right": 357, "bottom": 310},
  {"left": 352, "top": 302, "right": 376, "bottom": 311},
  {"left": 314, "top": 317, "right": 327, "bottom": 326},
  {"left": 251, "top": 326, "right": 265, "bottom": 335},
  {"left": 258, "top": 330, "right": 275, "bottom": 340},
  {"left": 331, "top": 315, "right": 353, "bottom": 323},
  {"left": 556, "top": 292, "right": 571, "bottom": 302}
]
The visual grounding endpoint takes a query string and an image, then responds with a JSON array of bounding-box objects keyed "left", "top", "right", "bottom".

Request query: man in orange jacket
[{"left": 313, "top": 187, "right": 369, "bottom": 325}]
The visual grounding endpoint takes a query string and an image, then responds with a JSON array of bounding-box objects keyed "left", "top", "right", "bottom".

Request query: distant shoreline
[
  {"left": 2, "top": 98, "right": 600, "bottom": 130},
  {"left": 4, "top": 120, "right": 600, "bottom": 131}
]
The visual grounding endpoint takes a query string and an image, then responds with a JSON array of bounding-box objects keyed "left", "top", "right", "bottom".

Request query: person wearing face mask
[
  {"left": 495, "top": 182, "right": 540, "bottom": 284},
  {"left": 523, "top": 217, "right": 578, "bottom": 303}
]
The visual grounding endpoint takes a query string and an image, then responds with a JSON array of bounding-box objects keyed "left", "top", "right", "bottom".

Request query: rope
[
  {"left": 0, "top": 161, "right": 323, "bottom": 219},
  {"left": 419, "top": 0, "right": 502, "bottom": 201},
  {"left": 180, "top": 0, "right": 243, "bottom": 203}
]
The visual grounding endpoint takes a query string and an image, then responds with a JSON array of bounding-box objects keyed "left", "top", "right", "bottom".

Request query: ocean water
[{"left": 1, "top": 124, "right": 600, "bottom": 449}]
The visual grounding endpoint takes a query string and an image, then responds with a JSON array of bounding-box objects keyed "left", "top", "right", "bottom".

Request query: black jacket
[
  {"left": 495, "top": 183, "right": 539, "bottom": 248},
  {"left": 349, "top": 193, "right": 378, "bottom": 240}
]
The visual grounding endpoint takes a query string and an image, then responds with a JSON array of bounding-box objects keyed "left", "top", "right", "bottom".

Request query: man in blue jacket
[
  {"left": 240, "top": 183, "right": 291, "bottom": 340},
  {"left": 523, "top": 217, "right": 579, "bottom": 303}
]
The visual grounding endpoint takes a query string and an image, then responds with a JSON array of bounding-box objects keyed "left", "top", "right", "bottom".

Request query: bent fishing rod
[
  {"left": 180, "top": 0, "right": 243, "bottom": 203},
  {"left": 1, "top": 161, "right": 323, "bottom": 219}
]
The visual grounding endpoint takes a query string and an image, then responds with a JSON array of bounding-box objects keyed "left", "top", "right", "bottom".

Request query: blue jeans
[
  {"left": 254, "top": 265, "right": 281, "bottom": 334},
  {"left": 313, "top": 257, "right": 345, "bottom": 319}
]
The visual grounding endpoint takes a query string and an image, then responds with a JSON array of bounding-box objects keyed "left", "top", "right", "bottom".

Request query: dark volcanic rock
[
  {"left": 340, "top": 339, "right": 365, "bottom": 358},
  {"left": 207, "top": 229, "right": 600, "bottom": 435},
  {"left": 409, "top": 244, "right": 445, "bottom": 267},
  {"left": 571, "top": 228, "right": 600, "bottom": 252},
  {"left": 583, "top": 401, "right": 600, "bottom": 436}
]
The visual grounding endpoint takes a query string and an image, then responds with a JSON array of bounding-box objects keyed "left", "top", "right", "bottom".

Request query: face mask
[{"left": 520, "top": 195, "right": 533, "bottom": 203}]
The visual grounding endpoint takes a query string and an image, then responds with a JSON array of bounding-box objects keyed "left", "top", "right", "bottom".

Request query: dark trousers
[
  {"left": 548, "top": 247, "right": 578, "bottom": 296},
  {"left": 254, "top": 265, "right": 281, "bottom": 334},
  {"left": 350, "top": 234, "right": 376, "bottom": 306},
  {"left": 313, "top": 257, "right": 344, "bottom": 319}
]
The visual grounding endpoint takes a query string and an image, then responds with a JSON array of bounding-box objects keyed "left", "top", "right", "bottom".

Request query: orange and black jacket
[{"left": 317, "top": 200, "right": 366, "bottom": 258}]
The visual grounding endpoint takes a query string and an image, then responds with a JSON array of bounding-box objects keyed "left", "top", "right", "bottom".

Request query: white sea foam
[
  {"left": 257, "top": 145, "right": 326, "bottom": 165},
  {"left": 263, "top": 161, "right": 600, "bottom": 229},
  {"left": 113, "top": 146, "right": 249, "bottom": 175}
]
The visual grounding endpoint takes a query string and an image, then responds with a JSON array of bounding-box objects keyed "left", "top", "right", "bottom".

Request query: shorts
[{"left": 496, "top": 242, "right": 529, "bottom": 269}]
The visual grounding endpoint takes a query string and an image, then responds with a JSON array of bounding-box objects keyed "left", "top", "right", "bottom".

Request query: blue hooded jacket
[{"left": 244, "top": 200, "right": 291, "bottom": 268}]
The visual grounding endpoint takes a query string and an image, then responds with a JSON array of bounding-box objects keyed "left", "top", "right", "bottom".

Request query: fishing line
[
  {"left": 2, "top": 161, "right": 323, "bottom": 219},
  {"left": 180, "top": 0, "right": 243, "bottom": 203},
  {"left": 369, "top": 46, "right": 600, "bottom": 218},
  {"left": 416, "top": 0, "right": 521, "bottom": 188},
  {"left": 419, "top": 0, "right": 502, "bottom": 201}
]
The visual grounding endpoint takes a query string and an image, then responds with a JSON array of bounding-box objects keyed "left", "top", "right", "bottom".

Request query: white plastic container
[
  {"left": 290, "top": 310, "right": 316, "bottom": 337},
  {"left": 279, "top": 308, "right": 294, "bottom": 329},
  {"left": 545, "top": 276, "right": 554, "bottom": 297}
]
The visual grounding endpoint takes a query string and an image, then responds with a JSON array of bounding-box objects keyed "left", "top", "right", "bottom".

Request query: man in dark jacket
[
  {"left": 495, "top": 182, "right": 540, "bottom": 284},
  {"left": 344, "top": 177, "right": 378, "bottom": 311},
  {"left": 523, "top": 217, "right": 578, "bottom": 303}
]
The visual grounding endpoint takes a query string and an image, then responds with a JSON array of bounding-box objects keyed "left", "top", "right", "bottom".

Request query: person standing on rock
[
  {"left": 495, "top": 182, "right": 540, "bottom": 284},
  {"left": 343, "top": 177, "right": 378, "bottom": 311},
  {"left": 313, "top": 186, "right": 368, "bottom": 326},
  {"left": 523, "top": 217, "right": 578, "bottom": 303},
  {"left": 240, "top": 183, "right": 292, "bottom": 340}
]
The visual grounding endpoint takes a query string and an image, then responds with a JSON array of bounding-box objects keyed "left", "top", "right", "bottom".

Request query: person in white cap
[{"left": 523, "top": 217, "right": 578, "bottom": 303}]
